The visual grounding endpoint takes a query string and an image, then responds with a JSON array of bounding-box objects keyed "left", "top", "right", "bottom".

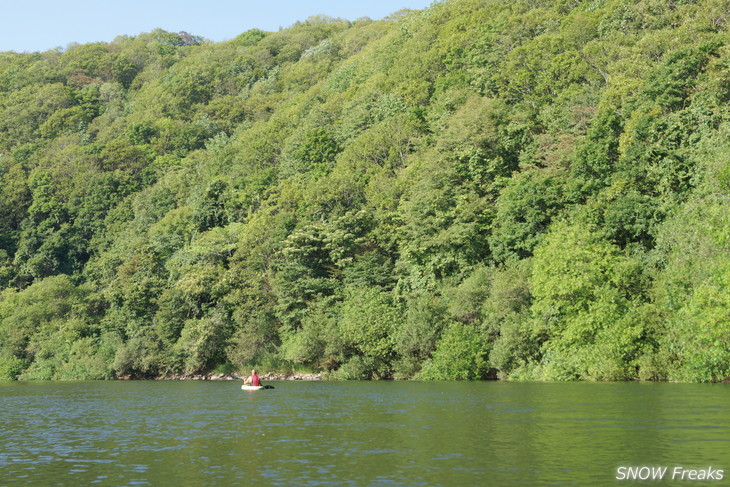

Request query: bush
[
  {"left": 339, "top": 286, "right": 401, "bottom": 363},
  {"left": 333, "top": 355, "right": 387, "bottom": 380},
  {"left": 488, "top": 312, "right": 539, "bottom": 377},
  {"left": 279, "top": 303, "right": 344, "bottom": 369},
  {"left": 0, "top": 355, "right": 26, "bottom": 380},
  {"left": 417, "top": 322, "right": 489, "bottom": 380},
  {"left": 395, "top": 293, "right": 448, "bottom": 364}
]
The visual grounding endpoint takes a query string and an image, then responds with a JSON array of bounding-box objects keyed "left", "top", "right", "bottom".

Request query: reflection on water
[{"left": 0, "top": 381, "right": 728, "bottom": 486}]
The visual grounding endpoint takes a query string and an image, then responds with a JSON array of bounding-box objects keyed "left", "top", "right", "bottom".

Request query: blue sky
[{"left": 2, "top": 1, "right": 435, "bottom": 53}]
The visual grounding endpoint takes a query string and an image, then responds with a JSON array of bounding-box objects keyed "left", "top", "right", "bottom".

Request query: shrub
[{"left": 417, "top": 322, "right": 489, "bottom": 380}]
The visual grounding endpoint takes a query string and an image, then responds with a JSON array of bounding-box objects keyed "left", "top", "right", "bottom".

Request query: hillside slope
[{"left": 1, "top": 0, "right": 729, "bottom": 381}]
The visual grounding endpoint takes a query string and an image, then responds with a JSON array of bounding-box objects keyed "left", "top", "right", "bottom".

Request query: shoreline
[{"left": 121, "top": 372, "right": 324, "bottom": 381}]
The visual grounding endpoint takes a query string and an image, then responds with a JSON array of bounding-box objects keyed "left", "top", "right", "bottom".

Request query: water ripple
[{"left": 1, "top": 381, "right": 729, "bottom": 486}]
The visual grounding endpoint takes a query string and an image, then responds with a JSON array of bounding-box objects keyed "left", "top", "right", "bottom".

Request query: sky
[{"left": 1, "top": 1, "right": 436, "bottom": 53}]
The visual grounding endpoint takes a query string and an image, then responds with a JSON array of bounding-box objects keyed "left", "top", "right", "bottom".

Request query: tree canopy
[{"left": 1, "top": 0, "right": 730, "bottom": 381}]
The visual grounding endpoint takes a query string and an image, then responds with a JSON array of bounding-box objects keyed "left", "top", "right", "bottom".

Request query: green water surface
[{"left": 0, "top": 381, "right": 728, "bottom": 486}]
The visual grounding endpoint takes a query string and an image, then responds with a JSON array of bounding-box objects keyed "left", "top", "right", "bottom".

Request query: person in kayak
[{"left": 244, "top": 369, "right": 261, "bottom": 386}]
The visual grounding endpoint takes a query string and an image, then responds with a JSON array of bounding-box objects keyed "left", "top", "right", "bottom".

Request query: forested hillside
[{"left": 1, "top": 0, "right": 729, "bottom": 381}]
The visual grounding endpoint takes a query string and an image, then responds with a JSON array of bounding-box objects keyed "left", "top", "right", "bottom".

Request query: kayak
[{"left": 241, "top": 384, "right": 274, "bottom": 390}]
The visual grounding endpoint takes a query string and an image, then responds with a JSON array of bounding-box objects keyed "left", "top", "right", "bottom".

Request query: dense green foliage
[{"left": 1, "top": 0, "right": 729, "bottom": 381}]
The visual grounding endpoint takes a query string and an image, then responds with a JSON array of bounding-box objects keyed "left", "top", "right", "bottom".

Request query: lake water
[{"left": 0, "top": 381, "right": 728, "bottom": 486}]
